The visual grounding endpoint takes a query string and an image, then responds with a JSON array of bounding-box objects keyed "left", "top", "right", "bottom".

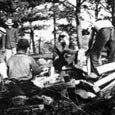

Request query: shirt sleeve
[
  {"left": 15, "top": 28, "right": 19, "bottom": 43},
  {"left": 30, "top": 57, "right": 42, "bottom": 75},
  {"left": 2, "top": 34, "right": 6, "bottom": 49},
  {"left": 64, "top": 46, "right": 76, "bottom": 55}
]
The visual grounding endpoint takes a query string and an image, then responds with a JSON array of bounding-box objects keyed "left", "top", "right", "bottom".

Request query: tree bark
[
  {"left": 30, "top": 27, "right": 36, "bottom": 54},
  {"left": 111, "top": 0, "right": 115, "bottom": 27},
  {"left": 76, "top": 0, "right": 82, "bottom": 49},
  {"left": 95, "top": 0, "right": 100, "bottom": 20},
  {"left": 38, "top": 38, "right": 41, "bottom": 54},
  {"left": 53, "top": 2, "right": 56, "bottom": 60}
]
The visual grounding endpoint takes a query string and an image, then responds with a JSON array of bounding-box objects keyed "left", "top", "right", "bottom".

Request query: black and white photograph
[{"left": 0, "top": 0, "right": 115, "bottom": 115}]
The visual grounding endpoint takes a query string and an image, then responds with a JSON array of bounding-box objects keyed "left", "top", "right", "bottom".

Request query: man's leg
[
  {"left": 90, "top": 28, "right": 111, "bottom": 73},
  {"left": 12, "top": 47, "right": 16, "bottom": 55},
  {"left": 5, "top": 49, "right": 12, "bottom": 62},
  {"left": 5, "top": 48, "right": 16, "bottom": 62},
  {"left": 19, "top": 80, "right": 42, "bottom": 97},
  {"left": 107, "top": 40, "right": 115, "bottom": 62}
]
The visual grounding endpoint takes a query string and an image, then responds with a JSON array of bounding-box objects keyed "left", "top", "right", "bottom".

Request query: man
[
  {"left": 5, "top": 18, "right": 19, "bottom": 61},
  {"left": 7, "top": 38, "right": 42, "bottom": 80},
  {"left": 6, "top": 38, "right": 42, "bottom": 97},
  {"left": 53, "top": 34, "right": 77, "bottom": 72},
  {"left": 89, "top": 15, "right": 115, "bottom": 74}
]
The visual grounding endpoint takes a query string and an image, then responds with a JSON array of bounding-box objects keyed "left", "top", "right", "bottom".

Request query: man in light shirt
[
  {"left": 7, "top": 38, "right": 42, "bottom": 81},
  {"left": 6, "top": 38, "right": 42, "bottom": 97},
  {"left": 89, "top": 16, "right": 115, "bottom": 74}
]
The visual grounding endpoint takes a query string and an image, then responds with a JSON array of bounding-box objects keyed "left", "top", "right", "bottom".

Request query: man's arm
[
  {"left": 15, "top": 28, "right": 19, "bottom": 43},
  {"left": 2, "top": 34, "right": 6, "bottom": 53},
  {"left": 87, "top": 27, "right": 96, "bottom": 52},
  {"left": 64, "top": 47, "right": 77, "bottom": 55},
  {"left": 30, "top": 57, "right": 42, "bottom": 75}
]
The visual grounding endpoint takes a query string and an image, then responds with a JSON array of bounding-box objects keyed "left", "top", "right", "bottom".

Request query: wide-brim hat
[
  {"left": 5, "top": 18, "right": 14, "bottom": 26},
  {"left": 17, "top": 38, "right": 30, "bottom": 48}
]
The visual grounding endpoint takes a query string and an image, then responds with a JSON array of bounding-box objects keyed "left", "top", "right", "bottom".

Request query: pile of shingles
[{"left": 72, "top": 62, "right": 115, "bottom": 100}]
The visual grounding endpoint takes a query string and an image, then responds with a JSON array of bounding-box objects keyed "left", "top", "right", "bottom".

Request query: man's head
[
  {"left": 58, "top": 35, "right": 65, "bottom": 42},
  {"left": 17, "top": 38, "right": 30, "bottom": 52},
  {"left": 5, "top": 18, "right": 14, "bottom": 29},
  {"left": 58, "top": 33, "right": 70, "bottom": 47}
]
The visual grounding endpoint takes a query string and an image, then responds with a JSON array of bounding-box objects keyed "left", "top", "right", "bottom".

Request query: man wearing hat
[
  {"left": 7, "top": 38, "right": 42, "bottom": 81},
  {"left": 6, "top": 38, "right": 42, "bottom": 97},
  {"left": 5, "top": 18, "right": 19, "bottom": 61}
]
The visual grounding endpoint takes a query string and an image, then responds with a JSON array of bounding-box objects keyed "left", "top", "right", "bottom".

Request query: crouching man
[{"left": 6, "top": 38, "right": 42, "bottom": 97}]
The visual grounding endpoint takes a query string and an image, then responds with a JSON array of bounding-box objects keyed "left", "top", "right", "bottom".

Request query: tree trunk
[
  {"left": 95, "top": 0, "right": 100, "bottom": 20},
  {"left": 38, "top": 38, "right": 41, "bottom": 54},
  {"left": 53, "top": 2, "right": 56, "bottom": 60},
  {"left": 76, "top": 0, "right": 82, "bottom": 49},
  {"left": 111, "top": 0, "right": 115, "bottom": 27},
  {"left": 30, "top": 27, "right": 36, "bottom": 54}
]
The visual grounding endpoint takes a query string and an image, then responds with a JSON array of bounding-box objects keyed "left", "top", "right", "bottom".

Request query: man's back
[{"left": 7, "top": 53, "right": 40, "bottom": 80}]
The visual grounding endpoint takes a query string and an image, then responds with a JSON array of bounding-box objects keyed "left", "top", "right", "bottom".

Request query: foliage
[
  {"left": 36, "top": 40, "right": 54, "bottom": 54},
  {"left": 0, "top": 0, "right": 114, "bottom": 53},
  {"left": 57, "top": 24, "right": 76, "bottom": 37}
]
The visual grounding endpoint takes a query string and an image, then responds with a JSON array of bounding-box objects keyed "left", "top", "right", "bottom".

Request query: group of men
[
  {"left": 0, "top": 18, "right": 43, "bottom": 97},
  {"left": 0, "top": 18, "right": 18, "bottom": 62},
  {"left": 0, "top": 18, "right": 42, "bottom": 82},
  {"left": 54, "top": 14, "right": 115, "bottom": 75},
  {"left": 0, "top": 14, "right": 115, "bottom": 89},
  {"left": 88, "top": 15, "right": 115, "bottom": 74}
]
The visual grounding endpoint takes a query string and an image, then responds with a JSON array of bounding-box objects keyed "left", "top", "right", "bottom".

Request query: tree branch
[
  {"left": 59, "top": 0, "right": 76, "bottom": 8},
  {"left": 81, "top": 0, "right": 87, "bottom": 5},
  {"left": 99, "top": 1, "right": 112, "bottom": 14}
]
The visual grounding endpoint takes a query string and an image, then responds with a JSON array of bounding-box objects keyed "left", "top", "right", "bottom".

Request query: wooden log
[
  {"left": 96, "top": 62, "right": 115, "bottom": 75},
  {"left": 101, "top": 80, "right": 115, "bottom": 92},
  {"left": 75, "top": 80, "right": 100, "bottom": 93},
  {"left": 94, "top": 72, "right": 115, "bottom": 87},
  {"left": 75, "top": 89, "right": 96, "bottom": 99},
  {"left": 100, "top": 80, "right": 115, "bottom": 99},
  {"left": 87, "top": 56, "right": 91, "bottom": 75}
]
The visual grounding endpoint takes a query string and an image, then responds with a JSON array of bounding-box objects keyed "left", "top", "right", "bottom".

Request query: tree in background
[
  {"left": 107, "top": 0, "right": 115, "bottom": 26},
  {"left": 0, "top": 0, "right": 114, "bottom": 55}
]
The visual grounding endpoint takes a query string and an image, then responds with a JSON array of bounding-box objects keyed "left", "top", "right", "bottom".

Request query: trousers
[
  {"left": 5, "top": 47, "right": 16, "bottom": 62},
  {"left": 90, "top": 28, "right": 115, "bottom": 73}
]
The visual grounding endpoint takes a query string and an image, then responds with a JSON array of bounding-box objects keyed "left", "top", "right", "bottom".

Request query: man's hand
[
  {"left": 40, "top": 67, "right": 49, "bottom": 76},
  {"left": 2, "top": 47, "right": 5, "bottom": 53}
]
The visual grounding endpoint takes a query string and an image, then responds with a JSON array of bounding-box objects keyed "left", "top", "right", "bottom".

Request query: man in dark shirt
[
  {"left": 53, "top": 34, "right": 77, "bottom": 72},
  {"left": 5, "top": 18, "right": 19, "bottom": 61}
]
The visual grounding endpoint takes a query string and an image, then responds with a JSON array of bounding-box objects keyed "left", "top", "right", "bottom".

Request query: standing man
[
  {"left": 89, "top": 15, "right": 115, "bottom": 74},
  {"left": 5, "top": 18, "right": 19, "bottom": 61}
]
